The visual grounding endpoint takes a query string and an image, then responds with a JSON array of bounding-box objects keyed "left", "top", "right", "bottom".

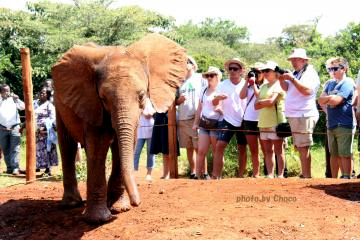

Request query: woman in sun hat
[
  {"left": 193, "top": 66, "right": 222, "bottom": 179},
  {"left": 255, "top": 60, "right": 286, "bottom": 178}
]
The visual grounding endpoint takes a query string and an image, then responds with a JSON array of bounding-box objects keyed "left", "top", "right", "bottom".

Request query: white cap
[{"left": 287, "top": 48, "right": 310, "bottom": 60}]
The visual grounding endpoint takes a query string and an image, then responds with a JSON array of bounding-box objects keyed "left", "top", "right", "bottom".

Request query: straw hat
[
  {"left": 202, "top": 66, "right": 222, "bottom": 79},
  {"left": 224, "top": 58, "right": 245, "bottom": 71}
]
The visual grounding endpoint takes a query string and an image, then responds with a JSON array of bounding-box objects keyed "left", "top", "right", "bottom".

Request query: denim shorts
[
  {"left": 217, "top": 120, "right": 247, "bottom": 145},
  {"left": 199, "top": 128, "right": 218, "bottom": 138}
]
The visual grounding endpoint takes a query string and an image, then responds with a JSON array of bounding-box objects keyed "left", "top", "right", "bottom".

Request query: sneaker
[
  {"left": 265, "top": 175, "right": 274, "bottom": 179},
  {"left": 189, "top": 173, "right": 197, "bottom": 179},
  {"left": 145, "top": 174, "right": 152, "bottom": 181},
  {"left": 340, "top": 175, "right": 350, "bottom": 179},
  {"left": 12, "top": 168, "right": 20, "bottom": 175},
  {"left": 202, "top": 173, "right": 211, "bottom": 180}
]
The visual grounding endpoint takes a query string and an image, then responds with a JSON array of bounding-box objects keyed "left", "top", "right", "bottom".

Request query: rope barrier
[{"left": 138, "top": 123, "right": 358, "bottom": 136}]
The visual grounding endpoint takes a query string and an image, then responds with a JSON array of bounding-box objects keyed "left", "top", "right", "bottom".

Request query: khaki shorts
[
  {"left": 178, "top": 119, "right": 198, "bottom": 149},
  {"left": 288, "top": 116, "right": 318, "bottom": 147},
  {"left": 260, "top": 127, "right": 282, "bottom": 140},
  {"left": 327, "top": 127, "right": 354, "bottom": 157}
]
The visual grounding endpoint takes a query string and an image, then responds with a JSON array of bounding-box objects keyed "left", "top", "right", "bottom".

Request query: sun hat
[
  {"left": 202, "top": 66, "right": 222, "bottom": 79},
  {"left": 260, "top": 60, "right": 278, "bottom": 71},
  {"left": 251, "top": 62, "right": 266, "bottom": 71},
  {"left": 187, "top": 55, "right": 198, "bottom": 71},
  {"left": 224, "top": 58, "right": 245, "bottom": 71},
  {"left": 287, "top": 48, "right": 310, "bottom": 60}
]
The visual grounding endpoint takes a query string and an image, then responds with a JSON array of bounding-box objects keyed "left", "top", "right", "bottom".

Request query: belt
[{"left": 0, "top": 123, "right": 20, "bottom": 130}]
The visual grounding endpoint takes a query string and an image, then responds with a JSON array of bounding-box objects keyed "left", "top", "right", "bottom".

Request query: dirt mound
[{"left": 1, "top": 170, "right": 360, "bottom": 239}]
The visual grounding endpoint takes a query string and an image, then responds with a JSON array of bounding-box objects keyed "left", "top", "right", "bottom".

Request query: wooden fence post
[
  {"left": 20, "top": 48, "right": 36, "bottom": 183},
  {"left": 168, "top": 101, "right": 178, "bottom": 178}
]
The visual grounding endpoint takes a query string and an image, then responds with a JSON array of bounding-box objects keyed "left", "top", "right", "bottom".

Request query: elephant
[{"left": 51, "top": 33, "right": 187, "bottom": 223}]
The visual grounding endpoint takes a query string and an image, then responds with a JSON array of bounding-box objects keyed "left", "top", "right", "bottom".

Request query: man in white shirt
[
  {"left": 176, "top": 56, "right": 207, "bottom": 179},
  {"left": 279, "top": 48, "right": 320, "bottom": 178},
  {"left": 0, "top": 84, "right": 25, "bottom": 175},
  {"left": 212, "top": 58, "right": 247, "bottom": 179}
]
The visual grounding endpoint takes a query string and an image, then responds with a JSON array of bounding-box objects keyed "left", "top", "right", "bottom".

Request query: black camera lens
[{"left": 247, "top": 70, "right": 258, "bottom": 79}]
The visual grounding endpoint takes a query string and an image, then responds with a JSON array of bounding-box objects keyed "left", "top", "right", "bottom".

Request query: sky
[{"left": 1, "top": 0, "right": 360, "bottom": 43}]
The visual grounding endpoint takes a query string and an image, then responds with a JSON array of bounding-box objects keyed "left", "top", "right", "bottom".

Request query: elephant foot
[
  {"left": 83, "top": 204, "right": 113, "bottom": 224},
  {"left": 109, "top": 195, "right": 131, "bottom": 214},
  {"left": 61, "top": 191, "right": 83, "bottom": 208}
]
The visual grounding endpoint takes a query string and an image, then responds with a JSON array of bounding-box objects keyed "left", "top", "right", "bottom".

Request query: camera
[
  {"left": 274, "top": 66, "right": 288, "bottom": 75},
  {"left": 247, "top": 69, "right": 259, "bottom": 79}
]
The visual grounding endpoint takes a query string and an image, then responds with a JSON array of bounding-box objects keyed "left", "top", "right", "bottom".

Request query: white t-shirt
[
  {"left": 216, "top": 79, "right": 247, "bottom": 127},
  {"left": 200, "top": 88, "right": 221, "bottom": 120},
  {"left": 177, "top": 73, "right": 207, "bottom": 121},
  {"left": 243, "top": 86, "right": 259, "bottom": 121},
  {"left": 0, "top": 97, "right": 25, "bottom": 128},
  {"left": 284, "top": 64, "right": 320, "bottom": 117},
  {"left": 137, "top": 115, "right": 154, "bottom": 139},
  {"left": 137, "top": 99, "right": 155, "bottom": 139}
]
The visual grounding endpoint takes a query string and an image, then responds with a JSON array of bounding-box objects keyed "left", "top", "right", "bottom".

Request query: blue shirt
[{"left": 324, "top": 79, "right": 355, "bottom": 129}]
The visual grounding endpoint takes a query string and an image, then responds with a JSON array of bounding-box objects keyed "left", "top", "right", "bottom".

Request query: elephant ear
[
  {"left": 52, "top": 44, "right": 118, "bottom": 126},
  {"left": 126, "top": 33, "right": 187, "bottom": 113}
]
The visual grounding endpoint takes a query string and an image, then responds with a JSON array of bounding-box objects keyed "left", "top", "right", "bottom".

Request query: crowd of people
[
  {"left": 0, "top": 80, "right": 58, "bottom": 176},
  {"left": 135, "top": 48, "right": 360, "bottom": 181},
  {"left": 1, "top": 48, "right": 360, "bottom": 181}
]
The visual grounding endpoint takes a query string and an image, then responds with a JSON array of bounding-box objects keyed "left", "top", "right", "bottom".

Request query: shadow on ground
[
  {"left": 0, "top": 199, "right": 105, "bottom": 240},
  {"left": 310, "top": 181, "right": 360, "bottom": 202}
]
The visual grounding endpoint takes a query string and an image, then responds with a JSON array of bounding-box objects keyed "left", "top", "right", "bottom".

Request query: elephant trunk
[{"left": 113, "top": 110, "right": 141, "bottom": 207}]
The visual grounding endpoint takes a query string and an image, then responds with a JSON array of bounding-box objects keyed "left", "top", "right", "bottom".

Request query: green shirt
[{"left": 258, "top": 81, "right": 286, "bottom": 128}]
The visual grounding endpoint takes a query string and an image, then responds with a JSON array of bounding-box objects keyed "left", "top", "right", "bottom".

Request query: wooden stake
[
  {"left": 20, "top": 48, "right": 36, "bottom": 183},
  {"left": 167, "top": 101, "right": 178, "bottom": 178}
]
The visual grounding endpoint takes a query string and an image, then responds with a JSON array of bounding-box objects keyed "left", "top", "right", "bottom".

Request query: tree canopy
[{"left": 1, "top": 1, "right": 360, "bottom": 97}]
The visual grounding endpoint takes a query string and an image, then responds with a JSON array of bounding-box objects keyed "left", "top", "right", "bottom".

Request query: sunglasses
[
  {"left": 228, "top": 67, "right": 241, "bottom": 72},
  {"left": 187, "top": 59, "right": 194, "bottom": 65},
  {"left": 327, "top": 66, "right": 343, "bottom": 72},
  {"left": 204, "top": 73, "right": 217, "bottom": 79}
]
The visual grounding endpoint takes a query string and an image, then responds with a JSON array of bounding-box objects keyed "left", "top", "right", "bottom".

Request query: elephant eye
[{"left": 138, "top": 90, "right": 146, "bottom": 102}]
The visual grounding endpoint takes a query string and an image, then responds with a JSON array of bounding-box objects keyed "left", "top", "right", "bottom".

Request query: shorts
[
  {"left": 327, "top": 127, "right": 354, "bottom": 157},
  {"left": 288, "top": 116, "right": 318, "bottom": 147},
  {"left": 178, "top": 119, "right": 198, "bottom": 149},
  {"left": 243, "top": 120, "right": 260, "bottom": 136},
  {"left": 199, "top": 128, "right": 218, "bottom": 138},
  {"left": 217, "top": 120, "right": 247, "bottom": 145},
  {"left": 260, "top": 126, "right": 282, "bottom": 140}
]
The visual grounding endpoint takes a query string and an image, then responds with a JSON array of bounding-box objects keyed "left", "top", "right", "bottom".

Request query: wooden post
[
  {"left": 20, "top": 48, "right": 36, "bottom": 183},
  {"left": 168, "top": 101, "right": 178, "bottom": 178}
]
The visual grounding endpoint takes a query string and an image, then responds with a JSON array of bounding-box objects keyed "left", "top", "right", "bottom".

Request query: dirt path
[{"left": 0, "top": 169, "right": 360, "bottom": 240}]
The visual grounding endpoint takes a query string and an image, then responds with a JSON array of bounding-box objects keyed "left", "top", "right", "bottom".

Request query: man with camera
[
  {"left": 0, "top": 84, "right": 25, "bottom": 175},
  {"left": 279, "top": 48, "right": 320, "bottom": 178}
]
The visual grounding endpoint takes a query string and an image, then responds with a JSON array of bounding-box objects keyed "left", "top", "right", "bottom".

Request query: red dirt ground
[{"left": 1, "top": 169, "right": 360, "bottom": 240}]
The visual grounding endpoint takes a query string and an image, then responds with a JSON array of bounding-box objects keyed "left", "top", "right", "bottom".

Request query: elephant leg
[
  {"left": 83, "top": 126, "right": 113, "bottom": 223},
  {"left": 57, "top": 113, "right": 82, "bottom": 208},
  {"left": 107, "top": 135, "right": 130, "bottom": 214}
]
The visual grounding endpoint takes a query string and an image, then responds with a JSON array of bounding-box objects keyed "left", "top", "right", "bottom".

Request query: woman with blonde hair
[{"left": 193, "top": 66, "right": 223, "bottom": 179}]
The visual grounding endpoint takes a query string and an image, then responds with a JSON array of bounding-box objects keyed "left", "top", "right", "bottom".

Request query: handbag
[
  {"left": 274, "top": 103, "right": 292, "bottom": 137},
  {"left": 275, "top": 122, "right": 292, "bottom": 137},
  {"left": 199, "top": 115, "right": 218, "bottom": 130}
]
